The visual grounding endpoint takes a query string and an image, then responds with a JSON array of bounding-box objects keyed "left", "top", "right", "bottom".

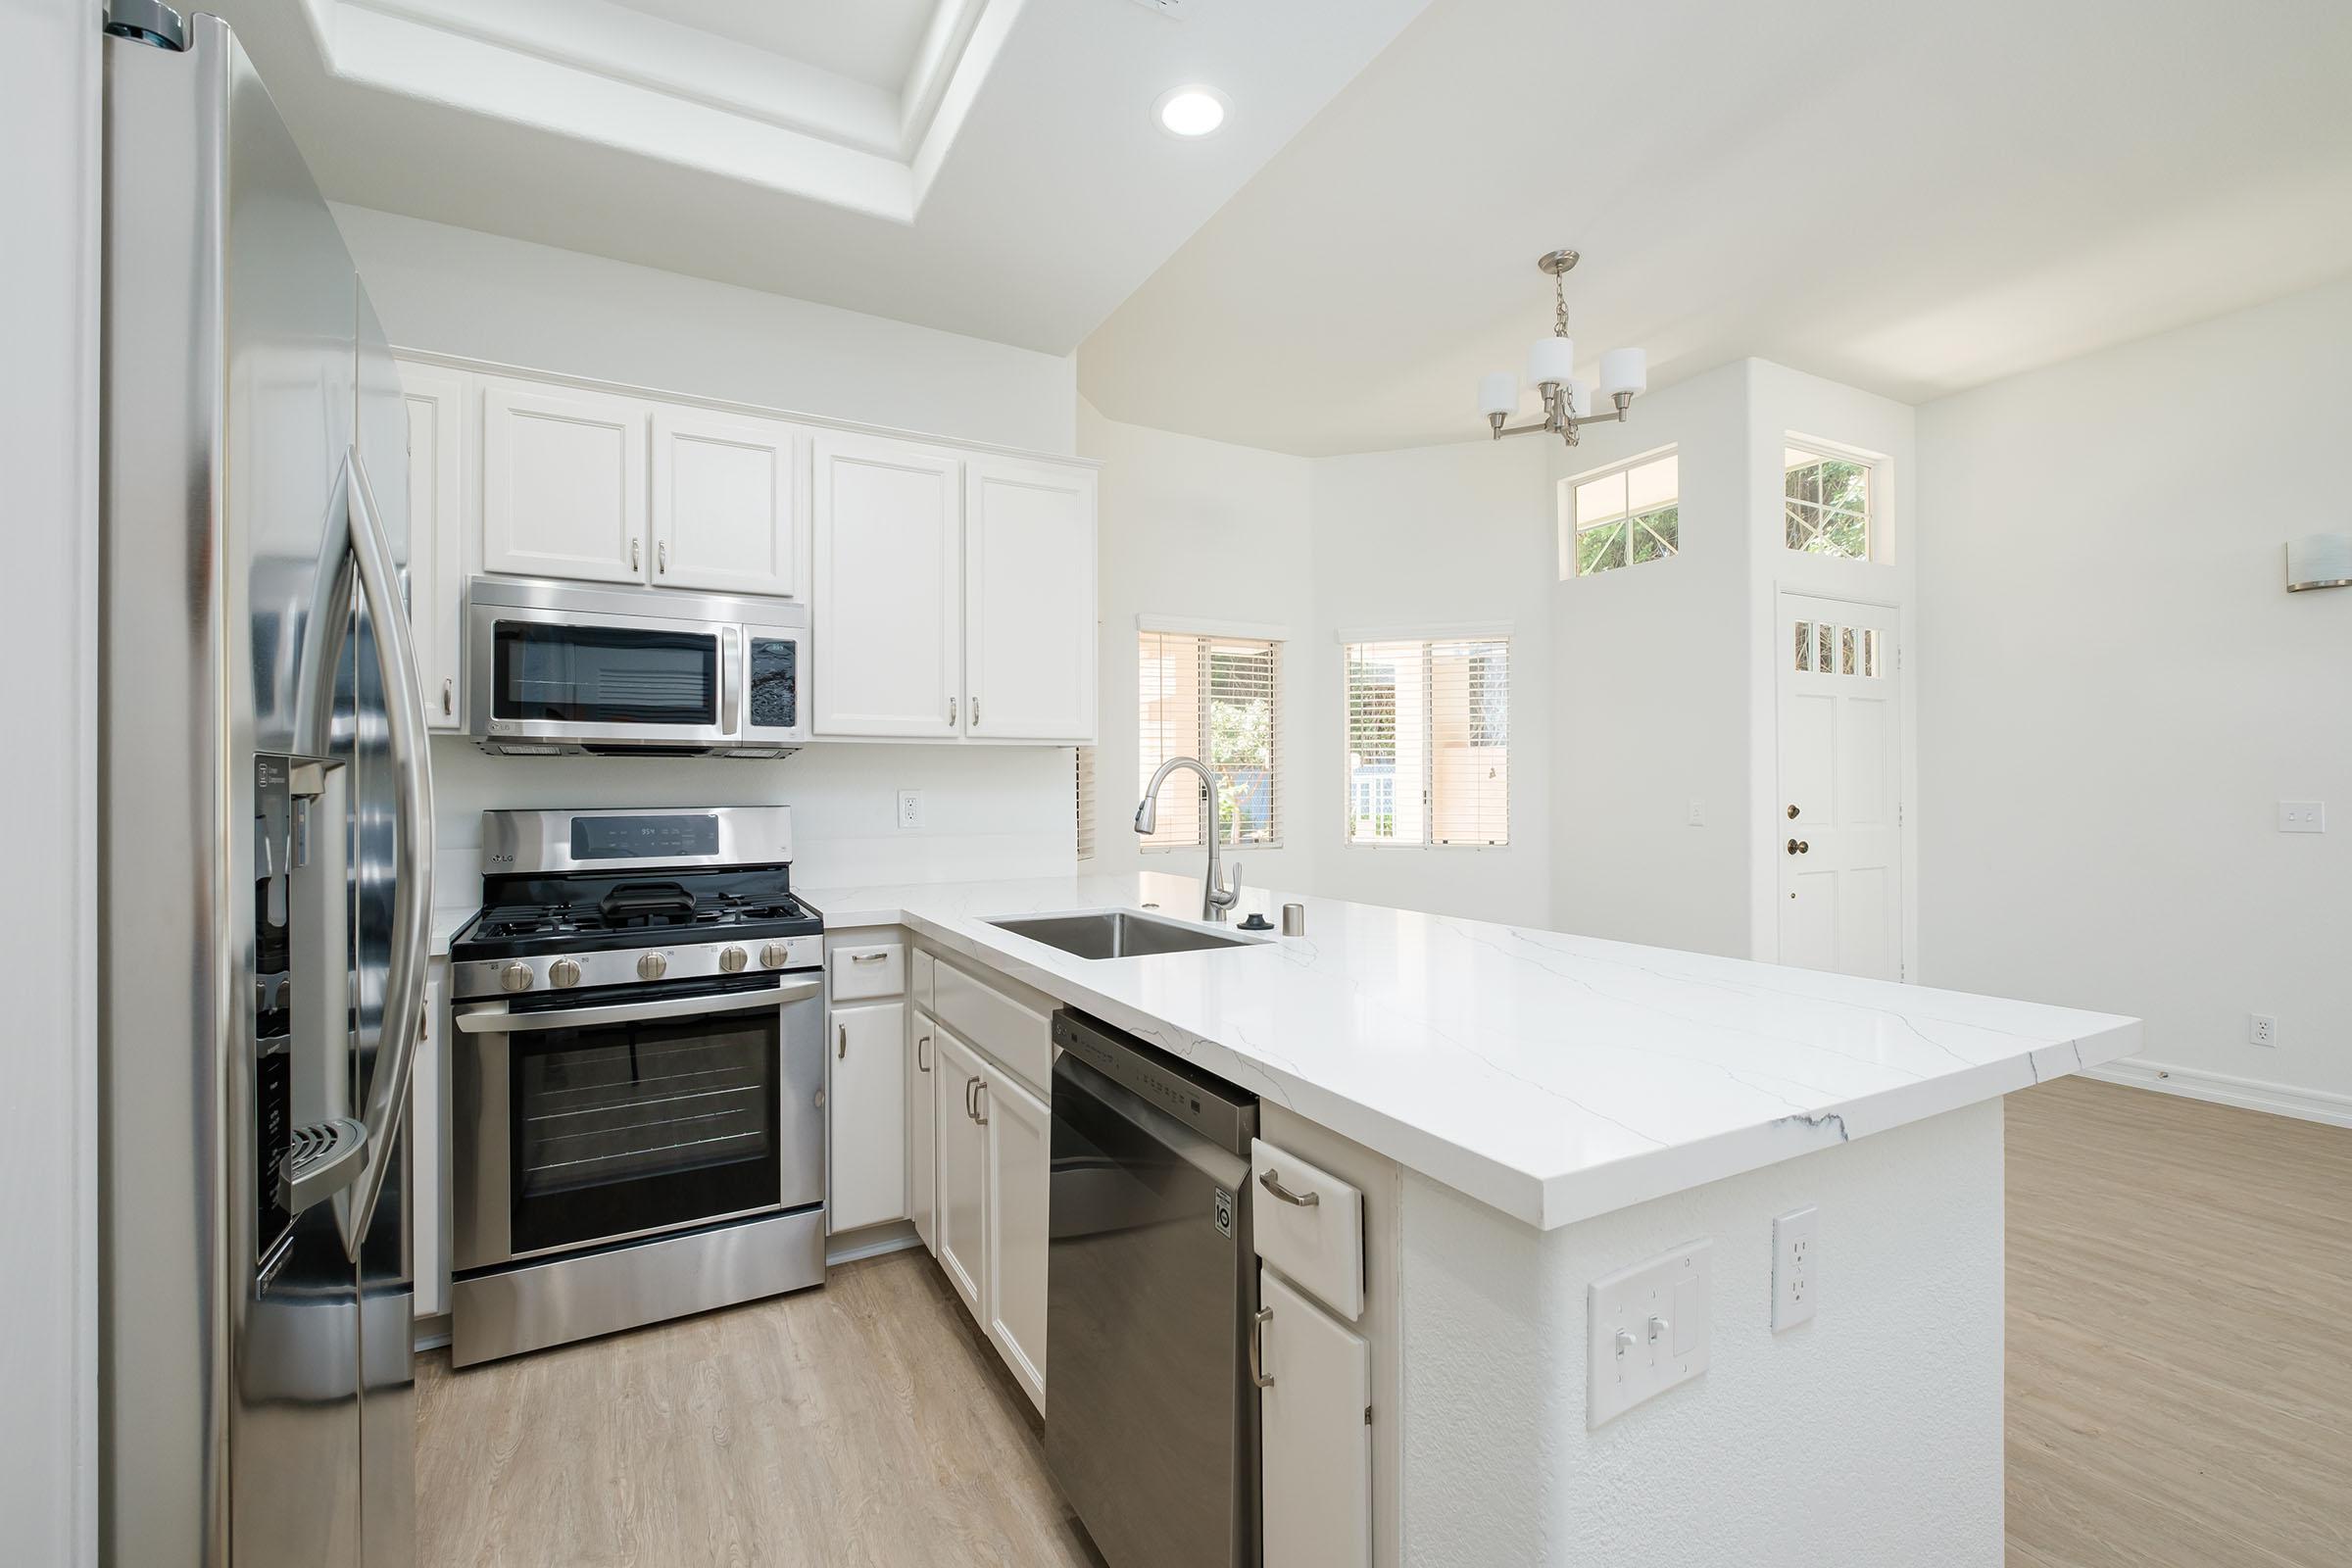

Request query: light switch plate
[
  {"left": 2278, "top": 801, "right": 2326, "bottom": 833},
  {"left": 1588, "top": 1240, "right": 1712, "bottom": 1428},
  {"left": 1773, "top": 1205, "right": 1818, "bottom": 1331}
]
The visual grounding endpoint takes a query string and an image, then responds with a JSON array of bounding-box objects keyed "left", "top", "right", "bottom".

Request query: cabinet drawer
[
  {"left": 912, "top": 949, "right": 936, "bottom": 1012},
  {"left": 1251, "top": 1139, "right": 1366, "bottom": 1323},
  {"left": 829, "top": 942, "right": 904, "bottom": 1001},
  {"left": 933, "top": 960, "right": 1051, "bottom": 1095}
]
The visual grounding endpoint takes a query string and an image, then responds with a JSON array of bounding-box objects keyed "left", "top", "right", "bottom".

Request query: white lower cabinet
[
  {"left": 411, "top": 963, "right": 450, "bottom": 1319},
  {"left": 934, "top": 1026, "right": 990, "bottom": 1318},
  {"left": 980, "top": 1062, "right": 1050, "bottom": 1412},
  {"left": 908, "top": 1008, "right": 938, "bottom": 1253},
  {"left": 927, "top": 1012, "right": 1051, "bottom": 1415},
  {"left": 826, "top": 1000, "right": 906, "bottom": 1233},
  {"left": 1259, "top": 1267, "right": 1373, "bottom": 1568}
]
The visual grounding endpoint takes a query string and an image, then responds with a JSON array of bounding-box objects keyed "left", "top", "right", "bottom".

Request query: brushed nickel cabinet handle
[
  {"left": 964, "top": 1075, "right": 981, "bottom": 1120},
  {"left": 441, "top": 677, "right": 453, "bottom": 716},
  {"left": 1258, "top": 1168, "right": 1320, "bottom": 1207},
  {"left": 658, "top": 540, "right": 668, "bottom": 573},
  {"left": 1250, "top": 1306, "right": 1274, "bottom": 1389},
  {"left": 631, "top": 538, "right": 641, "bottom": 570},
  {"left": 837, "top": 1022, "right": 848, "bottom": 1058},
  {"left": 851, "top": 951, "right": 887, "bottom": 963},
  {"left": 972, "top": 1081, "right": 988, "bottom": 1126},
  {"left": 948, "top": 697, "right": 957, "bottom": 727},
  {"left": 970, "top": 698, "right": 980, "bottom": 728},
  {"left": 917, "top": 1034, "right": 931, "bottom": 1072}
]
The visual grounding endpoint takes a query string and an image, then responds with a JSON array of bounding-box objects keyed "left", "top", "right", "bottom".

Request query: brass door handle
[{"left": 1787, "top": 839, "right": 1810, "bottom": 856}]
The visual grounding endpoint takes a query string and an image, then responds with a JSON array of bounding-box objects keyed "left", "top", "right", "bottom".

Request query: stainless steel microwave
[{"left": 466, "top": 577, "right": 808, "bottom": 757}]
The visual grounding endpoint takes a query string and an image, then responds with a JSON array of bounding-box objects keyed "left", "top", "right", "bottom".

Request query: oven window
[
  {"left": 508, "top": 1004, "right": 779, "bottom": 1256},
  {"left": 749, "top": 636, "right": 798, "bottom": 731},
  {"left": 491, "top": 621, "right": 719, "bottom": 726}
]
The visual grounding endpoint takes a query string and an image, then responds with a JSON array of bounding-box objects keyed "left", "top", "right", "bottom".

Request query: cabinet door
[
  {"left": 963, "top": 457, "right": 1097, "bottom": 741},
  {"left": 480, "top": 379, "right": 648, "bottom": 584},
  {"left": 811, "top": 434, "right": 962, "bottom": 737},
  {"left": 933, "top": 1027, "right": 989, "bottom": 1318},
  {"left": 981, "top": 1062, "right": 1051, "bottom": 1413},
  {"left": 650, "top": 407, "right": 801, "bottom": 599},
  {"left": 1260, "top": 1267, "right": 1373, "bottom": 1568},
  {"left": 398, "top": 365, "right": 466, "bottom": 730},
  {"left": 908, "top": 1008, "right": 938, "bottom": 1254},
  {"left": 827, "top": 1000, "right": 906, "bottom": 1233}
]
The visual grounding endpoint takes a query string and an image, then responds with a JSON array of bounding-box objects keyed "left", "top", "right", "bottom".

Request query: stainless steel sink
[{"left": 987, "top": 910, "right": 1260, "bottom": 959}]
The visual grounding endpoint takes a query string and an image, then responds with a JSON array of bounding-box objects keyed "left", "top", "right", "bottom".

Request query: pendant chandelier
[{"left": 1477, "top": 249, "right": 1646, "bottom": 447}]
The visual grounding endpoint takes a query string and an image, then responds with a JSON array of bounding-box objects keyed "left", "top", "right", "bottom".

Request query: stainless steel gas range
[{"left": 446, "top": 807, "right": 828, "bottom": 1365}]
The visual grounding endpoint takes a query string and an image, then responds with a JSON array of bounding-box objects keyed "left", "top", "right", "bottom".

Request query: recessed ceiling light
[{"left": 1154, "top": 85, "right": 1227, "bottom": 139}]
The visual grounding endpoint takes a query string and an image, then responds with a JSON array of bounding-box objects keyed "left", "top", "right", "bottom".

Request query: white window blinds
[
  {"left": 1074, "top": 746, "right": 1096, "bottom": 861},
  {"left": 1344, "top": 635, "right": 1510, "bottom": 846},
  {"left": 1137, "top": 628, "right": 1282, "bottom": 849}
]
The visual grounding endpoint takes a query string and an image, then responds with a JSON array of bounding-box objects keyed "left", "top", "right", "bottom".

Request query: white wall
[
  {"left": 1400, "top": 1100, "right": 2004, "bottom": 1567},
  {"left": 1, "top": 2, "right": 99, "bottom": 1562},
  {"left": 331, "top": 205, "right": 1088, "bottom": 899},
  {"left": 1310, "top": 439, "right": 1557, "bottom": 925},
  {"left": 1078, "top": 401, "right": 1318, "bottom": 890},
  {"left": 431, "top": 740, "right": 1076, "bottom": 901},
  {"left": 1917, "top": 278, "right": 2352, "bottom": 1111},
  {"left": 331, "top": 205, "right": 1077, "bottom": 455},
  {"left": 1546, "top": 364, "right": 1754, "bottom": 956}
]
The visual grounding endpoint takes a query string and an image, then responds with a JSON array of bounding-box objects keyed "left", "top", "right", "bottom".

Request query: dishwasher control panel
[{"left": 1051, "top": 1008, "right": 1258, "bottom": 1156}]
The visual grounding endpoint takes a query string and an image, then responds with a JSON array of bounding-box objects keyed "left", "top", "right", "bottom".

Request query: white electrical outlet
[
  {"left": 1687, "top": 800, "right": 1705, "bottom": 826},
  {"left": 896, "top": 791, "right": 924, "bottom": 830},
  {"left": 2250, "top": 1013, "right": 2278, "bottom": 1048},
  {"left": 2277, "top": 801, "right": 2326, "bottom": 833},
  {"left": 1772, "top": 1206, "right": 1818, "bottom": 1332}
]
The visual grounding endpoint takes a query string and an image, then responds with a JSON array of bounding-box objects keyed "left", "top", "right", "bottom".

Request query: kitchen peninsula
[{"left": 807, "top": 868, "right": 2139, "bottom": 1568}]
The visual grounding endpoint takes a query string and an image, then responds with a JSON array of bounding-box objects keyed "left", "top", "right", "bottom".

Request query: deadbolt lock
[{"left": 1787, "top": 804, "right": 1799, "bottom": 819}]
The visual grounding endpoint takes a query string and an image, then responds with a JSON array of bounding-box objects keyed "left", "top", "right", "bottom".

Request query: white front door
[{"left": 1775, "top": 593, "right": 1903, "bottom": 979}]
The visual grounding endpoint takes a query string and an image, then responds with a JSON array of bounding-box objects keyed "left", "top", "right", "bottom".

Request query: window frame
[
  {"left": 1135, "top": 619, "right": 1286, "bottom": 854},
  {"left": 1781, "top": 435, "right": 1885, "bottom": 563},
  {"left": 1560, "top": 445, "right": 1681, "bottom": 579},
  {"left": 1337, "top": 623, "right": 1513, "bottom": 851}
]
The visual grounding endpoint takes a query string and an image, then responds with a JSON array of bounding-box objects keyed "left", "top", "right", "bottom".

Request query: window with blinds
[
  {"left": 1344, "top": 635, "right": 1510, "bottom": 846},
  {"left": 1074, "top": 746, "right": 1096, "bottom": 861},
  {"left": 1137, "top": 628, "right": 1282, "bottom": 850}
]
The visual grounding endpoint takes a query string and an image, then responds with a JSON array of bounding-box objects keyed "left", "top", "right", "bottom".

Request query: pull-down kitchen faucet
[{"left": 1135, "top": 756, "right": 1242, "bottom": 922}]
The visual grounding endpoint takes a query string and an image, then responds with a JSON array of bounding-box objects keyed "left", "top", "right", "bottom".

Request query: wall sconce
[{"left": 2285, "top": 533, "right": 2352, "bottom": 592}]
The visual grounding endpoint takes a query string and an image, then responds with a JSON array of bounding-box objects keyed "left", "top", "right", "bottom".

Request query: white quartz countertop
[{"left": 802, "top": 871, "right": 2140, "bottom": 1231}]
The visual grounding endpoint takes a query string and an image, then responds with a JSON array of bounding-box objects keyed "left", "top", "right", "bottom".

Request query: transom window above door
[
  {"left": 1784, "top": 442, "right": 1875, "bottom": 560},
  {"left": 1137, "top": 625, "right": 1283, "bottom": 850},
  {"left": 1563, "top": 449, "right": 1679, "bottom": 577}
]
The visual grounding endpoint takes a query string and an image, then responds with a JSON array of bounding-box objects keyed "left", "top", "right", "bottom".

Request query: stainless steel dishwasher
[{"left": 1047, "top": 1008, "right": 1261, "bottom": 1568}]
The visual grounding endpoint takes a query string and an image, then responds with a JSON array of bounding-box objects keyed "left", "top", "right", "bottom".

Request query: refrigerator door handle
[{"left": 291, "top": 449, "right": 437, "bottom": 1250}]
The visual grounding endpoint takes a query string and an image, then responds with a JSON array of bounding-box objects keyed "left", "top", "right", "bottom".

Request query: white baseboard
[{"left": 2084, "top": 1056, "right": 2352, "bottom": 1129}]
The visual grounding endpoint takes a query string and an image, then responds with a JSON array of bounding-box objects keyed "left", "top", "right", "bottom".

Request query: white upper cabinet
[
  {"left": 398, "top": 364, "right": 466, "bottom": 730},
  {"left": 650, "top": 408, "right": 802, "bottom": 599},
  {"left": 480, "top": 379, "right": 648, "bottom": 585},
  {"left": 811, "top": 434, "right": 963, "bottom": 737},
  {"left": 963, "top": 457, "right": 1097, "bottom": 742}
]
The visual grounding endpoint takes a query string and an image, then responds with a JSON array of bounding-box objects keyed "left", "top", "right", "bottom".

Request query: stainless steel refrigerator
[{"left": 99, "top": 8, "right": 435, "bottom": 1566}]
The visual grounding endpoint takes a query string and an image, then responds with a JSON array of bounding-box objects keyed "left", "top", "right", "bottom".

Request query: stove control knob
[
  {"left": 548, "top": 957, "right": 581, "bottom": 989},
  {"left": 637, "top": 951, "right": 669, "bottom": 982},
  {"left": 760, "top": 940, "right": 791, "bottom": 969},
  {"left": 718, "top": 946, "right": 749, "bottom": 974},
  {"left": 499, "top": 961, "right": 534, "bottom": 994}
]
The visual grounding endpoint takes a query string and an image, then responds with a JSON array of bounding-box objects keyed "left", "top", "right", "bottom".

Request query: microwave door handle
[
  {"left": 338, "top": 449, "right": 438, "bottom": 1257},
  {"left": 455, "top": 978, "right": 822, "bottom": 1033},
  {"left": 721, "top": 624, "right": 742, "bottom": 738}
]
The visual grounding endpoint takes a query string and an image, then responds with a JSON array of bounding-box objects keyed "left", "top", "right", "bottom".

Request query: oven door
[
  {"left": 742, "top": 622, "right": 807, "bottom": 746},
  {"left": 467, "top": 595, "right": 738, "bottom": 752},
  {"left": 451, "top": 974, "right": 824, "bottom": 1271}
]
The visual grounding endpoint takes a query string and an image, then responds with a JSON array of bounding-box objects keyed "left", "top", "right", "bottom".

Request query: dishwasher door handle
[{"left": 1250, "top": 1306, "right": 1274, "bottom": 1389}]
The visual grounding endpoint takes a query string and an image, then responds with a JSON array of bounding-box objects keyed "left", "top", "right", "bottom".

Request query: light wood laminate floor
[
  {"left": 415, "top": 1248, "right": 1103, "bottom": 1568},
  {"left": 417, "top": 1080, "right": 2350, "bottom": 1567},
  {"left": 2007, "top": 1076, "right": 2352, "bottom": 1567}
]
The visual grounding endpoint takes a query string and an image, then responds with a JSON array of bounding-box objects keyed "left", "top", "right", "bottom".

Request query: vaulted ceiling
[
  {"left": 1079, "top": 0, "right": 2352, "bottom": 454},
  {"left": 208, "top": 0, "right": 1431, "bottom": 353}
]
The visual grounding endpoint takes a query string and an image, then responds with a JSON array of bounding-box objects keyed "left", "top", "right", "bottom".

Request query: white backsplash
[{"left": 428, "top": 737, "right": 1078, "bottom": 911}]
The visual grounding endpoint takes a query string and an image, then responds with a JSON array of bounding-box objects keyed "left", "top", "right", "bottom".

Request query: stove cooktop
[{"left": 453, "top": 874, "right": 823, "bottom": 960}]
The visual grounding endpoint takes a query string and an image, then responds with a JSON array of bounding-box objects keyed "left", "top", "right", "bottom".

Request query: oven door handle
[{"left": 455, "top": 978, "right": 820, "bottom": 1034}]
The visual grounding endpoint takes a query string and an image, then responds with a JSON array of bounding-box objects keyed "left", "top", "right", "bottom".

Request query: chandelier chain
[{"left": 1554, "top": 270, "right": 1569, "bottom": 338}]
